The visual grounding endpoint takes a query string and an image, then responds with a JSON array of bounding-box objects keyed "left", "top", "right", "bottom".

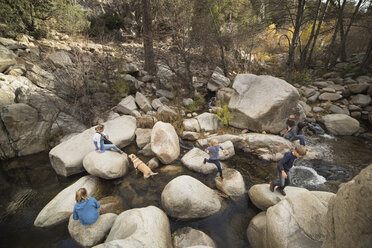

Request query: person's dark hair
[
  {"left": 297, "top": 122, "right": 306, "bottom": 131},
  {"left": 286, "top": 119, "right": 296, "bottom": 128}
]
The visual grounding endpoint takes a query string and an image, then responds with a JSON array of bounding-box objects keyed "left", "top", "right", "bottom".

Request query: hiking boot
[
  {"left": 276, "top": 188, "right": 286, "bottom": 196},
  {"left": 203, "top": 158, "right": 206, "bottom": 164},
  {"left": 269, "top": 182, "right": 274, "bottom": 192}
]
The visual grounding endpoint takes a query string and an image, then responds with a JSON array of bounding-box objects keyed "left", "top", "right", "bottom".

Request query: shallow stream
[{"left": 0, "top": 135, "right": 371, "bottom": 248}]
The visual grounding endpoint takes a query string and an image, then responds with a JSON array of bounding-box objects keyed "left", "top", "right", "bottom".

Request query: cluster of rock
[
  {"left": 297, "top": 71, "right": 372, "bottom": 135},
  {"left": 246, "top": 164, "right": 372, "bottom": 248}
]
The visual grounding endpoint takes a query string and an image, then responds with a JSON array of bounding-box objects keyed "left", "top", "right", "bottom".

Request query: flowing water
[{"left": 0, "top": 134, "right": 371, "bottom": 248}]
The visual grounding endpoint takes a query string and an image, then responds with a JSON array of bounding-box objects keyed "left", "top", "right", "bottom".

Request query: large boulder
[
  {"left": 151, "top": 121, "right": 180, "bottom": 164},
  {"left": 173, "top": 227, "right": 216, "bottom": 248},
  {"left": 34, "top": 175, "right": 103, "bottom": 227},
  {"left": 207, "top": 67, "right": 230, "bottom": 92},
  {"left": 0, "top": 45, "right": 16, "bottom": 72},
  {"left": 248, "top": 190, "right": 335, "bottom": 248},
  {"left": 350, "top": 94, "right": 371, "bottom": 107},
  {"left": 215, "top": 168, "right": 245, "bottom": 198},
  {"left": 68, "top": 213, "right": 117, "bottom": 247},
  {"left": 322, "top": 164, "right": 372, "bottom": 248},
  {"left": 196, "top": 113, "right": 221, "bottom": 131},
  {"left": 320, "top": 114, "right": 359, "bottom": 136},
  {"left": 161, "top": 175, "right": 222, "bottom": 219},
  {"left": 248, "top": 184, "right": 308, "bottom": 210},
  {"left": 83, "top": 151, "right": 129, "bottom": 179},
  {"left": 228, "top": 74, "right": 301, "bottom": 133},
  {"left": 183, "top": 118, "right": 201, "bottom": 132},
  {"left": 135, "top": 128, "right": 152, "bottom": 149},
  {"left": 116, "top": 95, "right": 137, "bottom": 115},
  {"left": 218, "top": 140, "right": 235, "bottom": 160},
  {"left": 157, "top": 105, "right": 178, "bottom": 121},
  {"left": 47, "top": 51, "right": 73, "bottom": 68},
  {"left": 181, "top": 148, "right": 223, "bottom": 174},
  {"left": 49, "top": 115, "right": 136, "bottom": 176},
  {"left": 247, "top": 211, "right": 267, "bottom": 248},
  {"left": 102, "top": 206, "right": 172, "bottom": 248},
  {"left": 0, "top": 103, "right": 48, "bottom": 156}
]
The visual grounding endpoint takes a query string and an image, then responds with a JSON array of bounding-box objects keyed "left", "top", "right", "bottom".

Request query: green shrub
[
  {"left": 291, "top": 70, "right": 311, "bottom": 84},
  {"left": 186, "top": 94, "right": 206, "bottom": 112},
  {"left": 54, "top": 0, "right": 90, "bottom": 35},
  {"left": 216, "top": 104, "right": 234, "bottom": 126}
]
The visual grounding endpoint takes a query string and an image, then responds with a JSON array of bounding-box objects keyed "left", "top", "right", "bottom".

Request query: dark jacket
[
  {"left": 73, "top": 197, "right": 100, "bottom": 225},
  {"left": 277, "top": 152, "right": 297, "bottom": 173}
]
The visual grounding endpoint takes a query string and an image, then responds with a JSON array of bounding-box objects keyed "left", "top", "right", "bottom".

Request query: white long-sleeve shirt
[{"left": 93, "top": 132, "right": 107, "bottom": 149}]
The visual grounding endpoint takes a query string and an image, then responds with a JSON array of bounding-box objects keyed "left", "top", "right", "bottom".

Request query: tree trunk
[
  {"left": 307, "top": 0, "right": 330, "bottom": 66},
  {"left": 286, "top": 0, "right": 306, "bottom": 82},
  {"left": 142, "top": 0, "right": 156, "bottom": 75},
  {"left": 299, "top": 0, "right": 322, "bottom": 70}
]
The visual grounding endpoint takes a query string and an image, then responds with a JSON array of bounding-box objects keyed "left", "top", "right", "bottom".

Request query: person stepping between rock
[
  {"left": 203, "top": 139, "right": 227, "bottom": 180},
  {"left": 93, "top": 124, "right": 124, "bottom": 154},
  {"left": 269, "top": 144, "right": 307, "bottom": 196}
]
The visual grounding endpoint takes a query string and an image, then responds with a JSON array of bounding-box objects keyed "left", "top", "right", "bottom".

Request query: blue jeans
[
  {"left": 206, "top": 159, "right": 223, "bottom": 177},
  {"left": 273, "top": 170, "right": 291, "bottom": 190},
  {"left": 290, "top": 135, "right": 305, "bottom": 146},
  {"left": 103, "top": 144, "right": 121, "bottom": 152}
]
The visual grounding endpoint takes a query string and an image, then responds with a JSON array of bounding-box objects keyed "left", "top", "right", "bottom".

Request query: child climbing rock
[
  {"left": 269, "top": 144, "right": 307, "bottom": 196},
  {"left": 203, "top": 139, "right": 226, "bottom": 180},
  {"left": 93, "top": 124, "right": 123, "bottom": 154}
]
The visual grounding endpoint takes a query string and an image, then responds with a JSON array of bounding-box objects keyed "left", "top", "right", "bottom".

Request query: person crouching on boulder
[
  {"left": 93, "top": 124, "right": 123, "bottom": 154},
  {"left": 73, "top": 188, "right": 100, "bottom": 225},
  {"left": 269, "top": 144, "right": 307, "bottom": 196},
  {"left": 203, "top": 139, "right": 226, "bottom": 180}
]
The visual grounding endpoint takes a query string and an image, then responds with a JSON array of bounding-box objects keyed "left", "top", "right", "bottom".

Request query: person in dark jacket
[
  {"left": 269, "top": 145, "right": 307, "bottom": 196},
  {"left": 73, "top": 188, "right": 100, "bottom": 225},
  {"left": 284, "top": 121, "right": 306, "bottom": 146}
]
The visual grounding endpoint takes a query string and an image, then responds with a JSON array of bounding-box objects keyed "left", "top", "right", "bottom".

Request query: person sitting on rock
[
  {"left": 73, "top": 188, "right": 100, "bottom": 225},
  {"left": 281, "top": 115, "right": 296, "bottom": 136},
  {"left": 284, "top": 121, "right": 306, "bottom": 146},
  {"left": 203, "top": 139, "right": 227, "bottom": 180},
  {"left": 269, "top": 144, "right": 307, "bottom": 196},
  {"left": 93, "top": 124, "right": 123, "bottom": 154}
]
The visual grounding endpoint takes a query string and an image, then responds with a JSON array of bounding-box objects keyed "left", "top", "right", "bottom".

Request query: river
[{"left": 0, "top": 135, "right": 371, "bottom": 248}]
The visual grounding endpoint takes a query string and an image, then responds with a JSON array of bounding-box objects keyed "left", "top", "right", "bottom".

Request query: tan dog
[{"left": 128, "top": 154, "right": 158, "bottom": 179}]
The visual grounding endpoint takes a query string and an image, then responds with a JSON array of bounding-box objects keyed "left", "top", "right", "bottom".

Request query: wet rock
[
  {"left": 135, "top": 92, "right": 152, "bottom": 113},
  {"left": 49, "top": 115, "right": 136, "bottom": 176},
  {"left": 320, "top": 114, "right": 359, "bottom": 136},
  {"left": 228, "top": 74, "right": 302, "bottom": 133},
  {"left": 68, "top": 213, "right": 117, "bottom": 247},
  {"left": 318, "top": 92, "right": 342, "bottom": 101},
  {"left": 207, "top": 66, "right": 230, "bottom": 92},
  {"left": 184, "top": 118, "right": 201, "bottom": 132},
  {"left": 248, "top": 184, "right": 308, "bottom": 210},
  {"left": 83, "top": 151, "right": 129, "bottom": 179},
  {"left": 182, "top": 131, "right": 200, "bottom": 141},
  {"left": 196, "top": 113, "right": 221, "bottom": 131},
  {"left": 98, "top": 196, "right": 124, "bottom": 215},
  {"left": 323, "top": 164, "right": 372, "bottom": 248},
  {"left": 350, "top": 94, "right": 371, "bottom": 107},
  {"left": 181, "top": 148, "right": 224, "bottom": 174},
  {"left": 135, "top": 128, "right": 152, "bottom": 149},
  {"left": 161, "top": 175, "right": 222, "bottom": 219},
  {"left": 159, "top": 165, "right": 183, "bottom": 174},
  {"left": 247, "top": 211, "right": 267, "bottom": 248},
  {"left": 116, "top": 95, "right": 138, "bottom": 115},
  {"left": 0, "top": 45, "right": 16, "bottom": 72},
  {"left": 215, "top": 168, "right": 245, "bottom": 198},
  {"left": 147, "top": 157, "right": 160, "bottom": 169},
  {"left": 173, "top": 227, "right": 216, "bottom": 248},
  {"left": 102, "top": 206, "right": 172, "bottom": 248},
  {"left": 151, "top": 121, "right": 180, "bottom": 164},
  {"left": 34, "top": 175, "right": 103, "bottom": 227}
]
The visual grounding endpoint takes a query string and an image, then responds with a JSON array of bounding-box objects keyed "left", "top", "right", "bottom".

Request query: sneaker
[
  {"left": 269, "top": 182, "right": 274, "bottom": 192},
  {"left": 118, "top": 150, "right": 124, "bottom": 154},
  {"left": 203, "top": 158, "right": 206, "bottom": 164},
  {"left": 276, "top": 188, "right": 286, "bottom": 196}
]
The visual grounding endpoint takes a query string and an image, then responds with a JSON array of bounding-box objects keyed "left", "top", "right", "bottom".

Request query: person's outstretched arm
[
  {"left": 93, "top": 197, "right": 101, "bottom": 209},
  {"left": 73, "top": 206, "right": 79, "bottom": 220}
]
